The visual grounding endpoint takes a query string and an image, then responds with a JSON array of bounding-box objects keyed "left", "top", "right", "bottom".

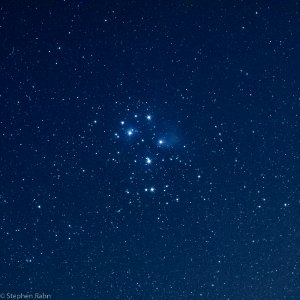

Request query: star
[
  {"left": 144, "top": 187, "right": 155, "bottom": 192},
  {"left": 127, "top": 129, "right": 134, "bottom": 136},
  {"left": 146, "top": 115, "right": 151, "bottom": 120},
  {"left": 145, "top": 157, "right": 152, "bottom": 164}
]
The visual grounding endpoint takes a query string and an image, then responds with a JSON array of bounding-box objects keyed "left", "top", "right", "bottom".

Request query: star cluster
[
  {"left": 108, "top": 109, "right": 193, "bottom": 210},
  {"left": 0, "top": 1, "right": 299, "bottom": 299}
]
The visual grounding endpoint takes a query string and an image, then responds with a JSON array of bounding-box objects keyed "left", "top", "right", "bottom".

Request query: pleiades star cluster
[{"left": 0, "top": 1, "right": 299, "bottom": 299}]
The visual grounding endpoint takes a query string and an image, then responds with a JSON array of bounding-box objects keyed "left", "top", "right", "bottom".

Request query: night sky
[{"left": 1, "top": 1, "right": 300, "bottom": 299}]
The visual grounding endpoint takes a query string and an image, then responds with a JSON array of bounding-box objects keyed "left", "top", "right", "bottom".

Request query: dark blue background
[{"left": 0, "top": 1, "right": 299, "bottom": 299}]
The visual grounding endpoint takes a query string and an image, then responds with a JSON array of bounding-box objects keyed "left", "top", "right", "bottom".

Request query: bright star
[
  {"left": 150, "top": 187, "right": 155, "bottom": 192},
  {"left": 121, "top": 121, "right": 125, "bottom": 125},
  {"left": 145, "top": 157, "right": 152, "bottom": 164},
  {"left": 127, "top": 129, "right": 134, "bottom": 136},
  {"left": 146, "top": 115, "right": 151, "bottom": 120},
  {"left": 158, "top": 139, "right": 164, "bottom": 145}
]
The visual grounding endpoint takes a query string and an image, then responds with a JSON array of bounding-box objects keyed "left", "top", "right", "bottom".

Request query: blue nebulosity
[{"left": 0, "top": 1, "right": 299, "bottom": 299}]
